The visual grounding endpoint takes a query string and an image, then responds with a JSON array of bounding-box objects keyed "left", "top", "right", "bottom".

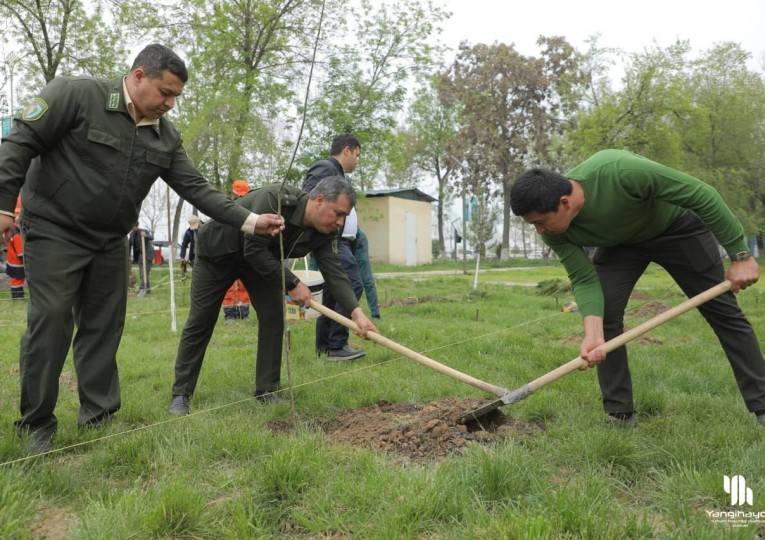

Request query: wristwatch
[
  {"left": 286, "top": 275, "right": 301, "bottom": 290},
  {"left": 730, "top": 251, "right": 753, "bottom": 262}
]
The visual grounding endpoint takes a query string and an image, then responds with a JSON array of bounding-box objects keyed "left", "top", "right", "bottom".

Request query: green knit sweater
[{"left": 542, "top": 149, "right": 747, "bottom": 317}]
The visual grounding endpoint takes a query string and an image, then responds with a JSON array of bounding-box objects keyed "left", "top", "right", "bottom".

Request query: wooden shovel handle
[
  {"left": 527, "top": 280, "right": 733, "bottom": 392},
  {"left": 310, "top": 301, "right": 509, "bottom": 397}
]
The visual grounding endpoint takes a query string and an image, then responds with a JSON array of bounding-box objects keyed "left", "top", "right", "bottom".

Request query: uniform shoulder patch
[{"left": 21, "top": 97, "right": 49, "bottom": 122}]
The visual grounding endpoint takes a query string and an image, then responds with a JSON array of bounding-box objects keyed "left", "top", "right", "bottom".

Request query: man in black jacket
[
  {"left": 302, "top": 134, "right": 367, "bottom": 361},
  {"left": 168, "top": 176, "right": 378, "bottom": 415}
]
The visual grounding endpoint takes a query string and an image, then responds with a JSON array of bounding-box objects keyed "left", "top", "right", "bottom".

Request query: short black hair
[
  {"left": 510, "top": 168, "right": 573, "bottom": 216},
  {"left": 309, "top": 175, "right": 357, "bottom": 207},
  {"left": 131, "top": 44, "right": 189, "bottom": 83},
  {"left": 330, "top": 134, "right": 360, "bottom": 156}
]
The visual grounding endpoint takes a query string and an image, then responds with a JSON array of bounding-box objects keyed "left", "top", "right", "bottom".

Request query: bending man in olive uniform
[
  {"left": 168, "top": 176, "right": 378, "bottom": 415},
  {"left": 0, "top": 44, "right": 284, "bottom": 453},
  {"left": 510, "top": 149, "right": 765, "bottom": 427}
]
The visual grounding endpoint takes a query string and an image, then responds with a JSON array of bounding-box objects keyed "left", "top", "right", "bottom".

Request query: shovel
[
  {"left": 461, "top": 280, "right": 733, "bottom": 423},
  {"left": 310, "top": 301, "right": 511, "bottom": 399}
]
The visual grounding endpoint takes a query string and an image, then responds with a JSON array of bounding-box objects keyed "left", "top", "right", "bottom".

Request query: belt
[{"left": 341, "top": 236, "right": 356, "bottom": 242}]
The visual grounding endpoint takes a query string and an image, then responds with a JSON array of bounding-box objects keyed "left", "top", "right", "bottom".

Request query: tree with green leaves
[
  {"left": 0, "top": 0, "right": 127, "bottom": 89},
  {"left": 136, "top": 0, "right": 332, "bottom": 192},
  {"left": 441, "top": 37, "right": 584, "bottom": 259},
  {"left": 297, "top": 0, "right": 447, "bottom": 191},
  {"left": 566, "top": 41, "right": 765, "bottom": 245},
  {"left": 122, "top": 0, "right": 336, "bottom": 244},
  {"left": 405, "top": 76, "right": 460, "bottom": 258}
]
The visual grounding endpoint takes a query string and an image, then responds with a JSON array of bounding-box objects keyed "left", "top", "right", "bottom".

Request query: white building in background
[{"left": 359, "top": 188, "right": 436, "bottom": 266}]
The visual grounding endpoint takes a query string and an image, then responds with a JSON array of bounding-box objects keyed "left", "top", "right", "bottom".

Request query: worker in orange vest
[
  {"left": 222, "top": 279, "right": 250, "bottom": 322},
  {"left": 6, "top": 196, "right": 25, "bottom": 300}
]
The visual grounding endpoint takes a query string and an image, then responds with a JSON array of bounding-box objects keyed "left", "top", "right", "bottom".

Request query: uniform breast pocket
[
  {"left": 145, "top": 150, "right": 171, "bottom": 173},
  {"left": 81, "top": 128, "right": 121, "bottom": 173}
]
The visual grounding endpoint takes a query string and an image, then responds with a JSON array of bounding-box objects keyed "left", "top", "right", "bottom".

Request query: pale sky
[
  {"left": 438, "top": 0, "right": 765, "bottom": 72},
  {"left": 428, "top": 0, "right": 765, "bottom": 235}
]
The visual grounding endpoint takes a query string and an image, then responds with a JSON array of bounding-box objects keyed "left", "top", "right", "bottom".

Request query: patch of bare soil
[
  {"left": 562, "top": 293, "right": 669, "bottom": 347},
  {"left": 563, "top": 329, "right": 663, "bottom": 346},
  {"left": 317, "top": 397, "right": 540, "bottom": 461},
  {"left": 380, "top": 296, "right": 420, "bottom": 308},
  {"left": 629, "top": 300, "right": 671, "bottom": 319},
  {"left": 29, "top": 508, "right": 73, "bottom": 540}
]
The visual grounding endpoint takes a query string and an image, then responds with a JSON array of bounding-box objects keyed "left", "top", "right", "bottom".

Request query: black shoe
[
  {"left": 254, "top": 390, "right": 285, "bottom": 404},
  {"left": 168, "top": 395, "right": 190, "bottom": 416},
  {"left": 606, "top": 412, "right": 637, "bottom": 429},
  {"left": 327, "top": 345, "right": 366, "bottom": 361},
  {"left": 78, "top": 412, "right": 114, "bottom": 429},
  {"left": 19, "top": 428, "right": 55, "bottom": 455}
]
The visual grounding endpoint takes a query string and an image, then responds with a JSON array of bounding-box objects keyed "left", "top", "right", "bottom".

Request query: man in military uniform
[
  {"left": 0, "top": 43, "right": 284, "bottom": 453},
  {"left": 168, "top": 176, "right": 378, "bottom": 416}
]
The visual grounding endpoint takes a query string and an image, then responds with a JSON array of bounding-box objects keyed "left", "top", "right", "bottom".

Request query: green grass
[{"left": 1, "top": 261, "right": 764, "bottom": 538}]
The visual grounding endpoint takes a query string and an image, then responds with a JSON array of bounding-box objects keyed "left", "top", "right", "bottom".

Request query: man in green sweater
[{"left": 510, "top": 149, "right": 764, "bottom": 426}]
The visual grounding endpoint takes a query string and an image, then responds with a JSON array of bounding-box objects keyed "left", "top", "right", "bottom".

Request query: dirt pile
[{"left": 322, "top": 397, "right": 540, "bottom": 461}]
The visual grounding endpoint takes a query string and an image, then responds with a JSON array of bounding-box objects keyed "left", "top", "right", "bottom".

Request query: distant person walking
[
  {"left": 180, "top": 215, "right": 201, "bottom": 266},
  {"left": 130, "top": 223, "right": 155, "bottom": 296}
]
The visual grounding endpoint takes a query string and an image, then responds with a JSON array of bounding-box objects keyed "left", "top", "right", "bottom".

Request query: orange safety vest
[
  {"left": 223, "top": 280, "right": 250, "bottom": 307},
  {"left": 6, "top": 225, "right": 25, "bottom": 287}
]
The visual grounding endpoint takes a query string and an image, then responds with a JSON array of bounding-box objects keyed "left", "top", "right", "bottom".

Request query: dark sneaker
[
  {"left": 327, "top": 345, "right": 366, "bottom": 361},
  {"left": 254, "top": 390, "right": 286, "bottom": 404},
  {"left": 606, "top": 412, "right": 637, "bottom": 429},
  {"left": 168, "top": 395, "right": 190, "bottom": 416}
]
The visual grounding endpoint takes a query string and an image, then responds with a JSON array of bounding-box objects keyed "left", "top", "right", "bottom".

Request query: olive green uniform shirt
[
  {"left": 0, "top": 75, "right": 251, "bottom": 241},
  {"left": 197, "top": 184, "right": 360, "bottom": 312}
]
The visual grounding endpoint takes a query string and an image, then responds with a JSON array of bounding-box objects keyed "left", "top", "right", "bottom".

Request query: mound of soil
[{"left": 320, "top": 397, "right": 540, "bottom": 461}]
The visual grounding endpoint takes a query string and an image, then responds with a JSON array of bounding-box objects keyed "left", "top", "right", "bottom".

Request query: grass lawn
[{"left": 1, "top": 260, "right": 764, "bottom": 538}]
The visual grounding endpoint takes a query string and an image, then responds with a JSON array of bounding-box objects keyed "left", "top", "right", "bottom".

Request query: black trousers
[
  {"left": 16, "top": 215, "right": 126, "bottom": 433},
  {"left": 172, "top": 255, "right": 283, "bottom": 398},
  {"left": 593, "top": 212, "right": 765, "bottom": 415},
  {"left": 315, "top": 238, "right": 363, "bottom": 352}
]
